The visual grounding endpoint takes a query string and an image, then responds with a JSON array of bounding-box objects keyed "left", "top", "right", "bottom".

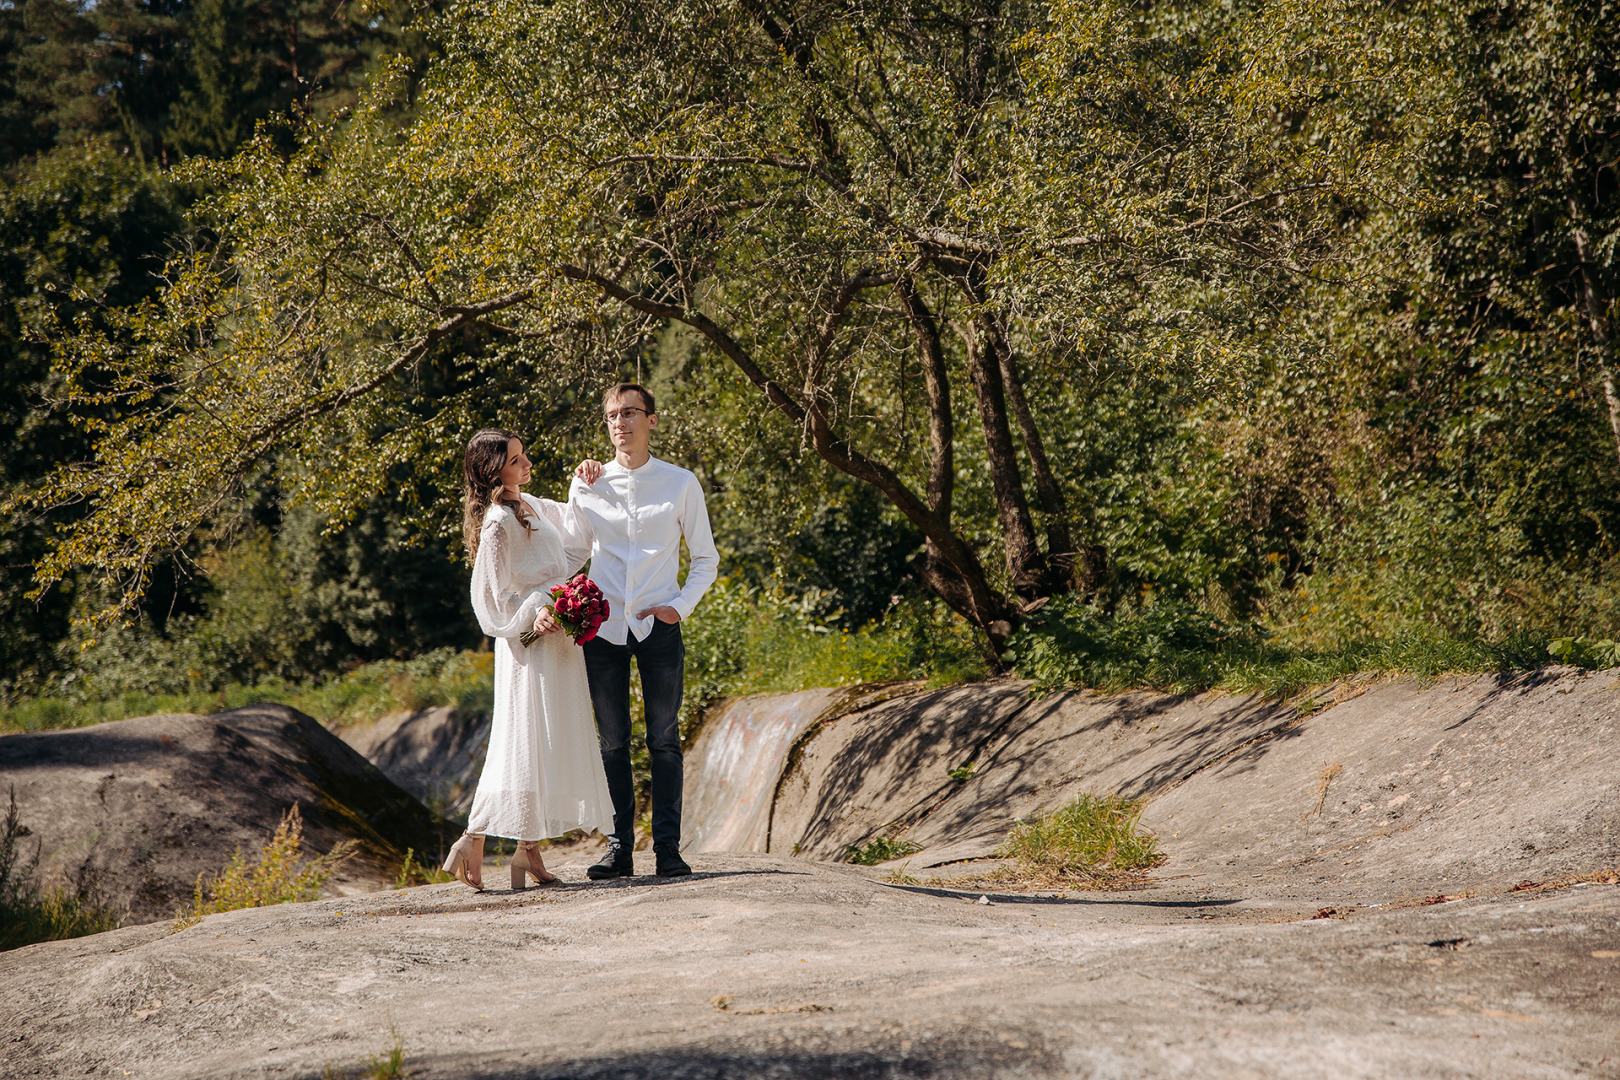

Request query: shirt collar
[{"left": 607, "top": 455, "right": 660, "bottom": 476}]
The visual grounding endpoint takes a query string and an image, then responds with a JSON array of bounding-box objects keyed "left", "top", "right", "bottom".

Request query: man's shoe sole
[
  {"left": 587, "top": 864, "right": 635, "bottom": 880},
  {"left": 655, "top": 865, "right": 692, "bottom": 878}
]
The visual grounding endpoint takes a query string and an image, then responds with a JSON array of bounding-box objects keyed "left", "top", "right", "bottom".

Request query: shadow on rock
[
  {"left": 0, "top": 703, "right": 450, "bottom": 926},
  {"left": 395, "top": 1037, "right": 1057, "bottom": 1080}
]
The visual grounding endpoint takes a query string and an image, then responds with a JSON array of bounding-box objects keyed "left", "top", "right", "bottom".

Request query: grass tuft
[
  {"left": 845, "top": 837, "right": 923, "bottom": 865},
  {"left": 1001, "top": 793, "right": 1164, "bottom": 878},
  {"left": 392, "top": 848, "right": 452, "bottom": 889},
  {"left": 172, "top": 805, "right": 357, "bottom": 931},
  {"left": 363, "top": 1025, "right": 406, "bottom": 1080}
]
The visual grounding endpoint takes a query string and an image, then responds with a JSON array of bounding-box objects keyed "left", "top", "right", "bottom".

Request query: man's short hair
[{"left": 602, "top": 382, "right": 656, "bottom": 415}]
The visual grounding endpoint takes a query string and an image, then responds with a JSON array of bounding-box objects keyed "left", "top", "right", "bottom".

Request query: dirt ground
[{"left": 1, "top": 850, "right": 1616, "bottom": 1080}]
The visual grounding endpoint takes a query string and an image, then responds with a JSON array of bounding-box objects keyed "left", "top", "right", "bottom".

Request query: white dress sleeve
[
  {"left": 529, "top": 495, "right": 592, "bottom": 577},
  {"left": 470, "top": 513, "right": 549, "bottom": 639}
]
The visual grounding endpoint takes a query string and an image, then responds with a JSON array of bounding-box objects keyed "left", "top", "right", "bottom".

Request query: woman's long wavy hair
[{"left": 463, "top": 428, "right": 533, "bottom": 559}]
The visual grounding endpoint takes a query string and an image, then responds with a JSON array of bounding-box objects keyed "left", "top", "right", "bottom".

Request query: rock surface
[
  {"left": 0, "top": 704, "right": 450, "bottom": 924},
  {"left": 5, "top": 670, "right": 1619, "bottom": 1077},
  {"left": 738, "top": 668, "right": 1620, "bottom": 901},
  {"left": 681, "top": 682, "right": 921, "bottom": 853},
  {"left": 335, "top": 706, "right": 491, "bottom": 820},
  {"left": 0, "top": 852, "right": 1615, "bottom": 1079}
]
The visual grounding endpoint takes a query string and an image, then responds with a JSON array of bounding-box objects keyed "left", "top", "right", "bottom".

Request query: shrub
[
  {"left": 1008, "top": 596, "right": 1246, "bottom": 693},
  {"left": 172, "top": 805, "right": 357, "bottom": 930},
  {"left": 1010, "top": 594, "right": 1555, "bottom": 699},
  {"left": 1547, "top": 636, "right": 1620, "bottom": 670},
  {"left": 682, "top": 576, "right": 985, "bottom": 729}
]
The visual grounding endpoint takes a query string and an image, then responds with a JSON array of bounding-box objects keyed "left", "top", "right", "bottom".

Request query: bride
[{"left": 441, "top": 428, "right": 615, "bottom": 889}]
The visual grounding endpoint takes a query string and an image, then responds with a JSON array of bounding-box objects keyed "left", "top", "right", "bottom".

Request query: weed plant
[
  {"left": 392, "top": 848, "right": 452, "bottom": 888},
  {"left": 845, "top": 837, "right": 923, "bottom": 865},
  {"left": 1001, "top": 794, "right": 1164, "bottom": 877},
  {"left": 0, "top": 790, "right": 122, "bottom": 950},
  {"left": 364, "top": 1026, "right": 406, "bottom": 1080},
  {"left": 172, "top": 805, "right": 357, "bottom": 930}
]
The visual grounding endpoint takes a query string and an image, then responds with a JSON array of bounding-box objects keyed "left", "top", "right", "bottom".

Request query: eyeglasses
[{"left": 604, "top": 407, "right": 648, "bottom": 425}]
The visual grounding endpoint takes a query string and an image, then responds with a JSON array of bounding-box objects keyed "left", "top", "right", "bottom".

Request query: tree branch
[{"left": 895, "top": 274, "right": 953, "bottom": 521}]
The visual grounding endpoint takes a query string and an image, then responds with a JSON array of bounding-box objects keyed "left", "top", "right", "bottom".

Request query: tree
[
  {"left": 1278, "top": 0, "right": 1620, "bottom": 641},
  {"left": 168, "top": 0, "right": 416, "bottom": 159},
  {"left": 19, "top": 0, "right": 1441, "bottom": 662},
  {"left": 1419, "top": 0, "right": 1620, "bottom": 467},
  {"left": 0, "top": 0, "right": 411, "bottom": 170},
  {"left": 0, "top": 0, "right": 190, "bottom": 168},
  {"left": 0, "top": 141, "right": 183, "bottom": 694}
]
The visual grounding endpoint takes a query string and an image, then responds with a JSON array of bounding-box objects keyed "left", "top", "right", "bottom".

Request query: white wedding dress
[{"left": 465, "top": 494, "right": 614, "bottom": 841}]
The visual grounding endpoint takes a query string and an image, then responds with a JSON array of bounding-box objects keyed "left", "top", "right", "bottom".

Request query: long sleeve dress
[{"left": 465, "top": 494, "right": 614, "bottom": 841}]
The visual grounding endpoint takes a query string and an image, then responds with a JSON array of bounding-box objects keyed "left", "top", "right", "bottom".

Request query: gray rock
[
  {"left": 0, "top": 851, "right": 1613, "bottom": 1079},
  {"left": 681, "top": 682, "right": 921, "bottom": 854},
  {"left": 0, "top": 703, "right": 451, "bottom": 925},
  {"left": 335, "top": 706, "right": 491, "bottom": 820},
  {"left": 705, "top": 669, "right": 1620, "bottom": 902},
  {"left": 5, "top": 673, "right": 1620, "bottom": 1077}
]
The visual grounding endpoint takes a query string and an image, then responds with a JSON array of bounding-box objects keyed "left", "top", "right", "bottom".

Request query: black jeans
[{"left": 582, "top": 619, "right": 685, "bottom": 851}]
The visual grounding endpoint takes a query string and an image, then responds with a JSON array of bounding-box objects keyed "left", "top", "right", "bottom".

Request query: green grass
[
  {"left": 2, "top": 584, "right": 984, "bottom": 740},
  {"left": 0, "top": 647, "right": 496, "bottom": 736},
  {"left": 321, "top": 1025, "right": 407, "bottom": 1080},
  {"left": 1008, "top": 597, "right": 1559, "bottom": 701},
  {"left": 3, "top": 584, "right": 1587, "bottom": 747},
  {"left": 1001, "top": 793, "right": 1164, "bottom": 876},
  {"left": 845, "top": 837, "right": 924, "bottom": 865},
  {"left": 364, "top": 1026, "right": 407, "bottom": 1080},
  {"left": 392, "top": 848, "right": 453, "bottom": 888},
  {"left": 682, "top": 579, "right": 986, "bottom": 716},
  {"left": 0, "top": 885, "right": 123, "bottom": 951}
]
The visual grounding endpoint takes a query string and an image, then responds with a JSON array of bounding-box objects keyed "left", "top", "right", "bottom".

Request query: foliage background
[{"left": 1, "top": 0, "right": 1617, "bottom": 731}]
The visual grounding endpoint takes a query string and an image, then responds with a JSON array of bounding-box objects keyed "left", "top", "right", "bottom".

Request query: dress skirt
[{"left": 465, "top": 629, "right": 614, "bottom": 841}]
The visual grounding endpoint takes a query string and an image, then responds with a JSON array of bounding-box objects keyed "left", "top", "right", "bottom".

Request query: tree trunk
[
  {"left": 895, "top": 274, "right": 1012, "bottom": 661},
  {"left": 962, "top": 313, "right": 1051, "bottom": 599},
  {"left": 895, "top": 276, "right": 953, "bottom": 519},
  {"left": 1568, "top": 205, "right": 1620, "bottom": 468},
  {"left": 984, "top": 312, "right": 1076, "bottom": 591}
]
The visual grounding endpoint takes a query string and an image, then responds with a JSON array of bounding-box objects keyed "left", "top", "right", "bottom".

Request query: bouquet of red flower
[{"left": 520, "top": 573, "right": 609, "bottom": 647}]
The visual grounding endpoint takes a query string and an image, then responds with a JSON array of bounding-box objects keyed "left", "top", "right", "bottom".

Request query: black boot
[
  {"left": 654, "top": 846, "right": 691, "bottom": 878},
  {"left": 588, "top": 839, "right": 635, "bottom": 880}
]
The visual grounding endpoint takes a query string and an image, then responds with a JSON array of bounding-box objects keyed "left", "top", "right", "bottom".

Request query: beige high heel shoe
[
  {"left": 442, "top": 832, "right": 485, "bottom": 891},
  {"left": 511, "top": 840, "right": 559, "bottom": 888}
]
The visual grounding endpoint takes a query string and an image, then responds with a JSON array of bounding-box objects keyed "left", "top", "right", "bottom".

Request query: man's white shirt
[{"left": 568, "top": 456, "right": 719, "bottom": 645}]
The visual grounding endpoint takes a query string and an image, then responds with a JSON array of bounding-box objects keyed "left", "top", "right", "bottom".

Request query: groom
[{"left": 571, "top": 383, "right": 718, "bottom": 879}]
